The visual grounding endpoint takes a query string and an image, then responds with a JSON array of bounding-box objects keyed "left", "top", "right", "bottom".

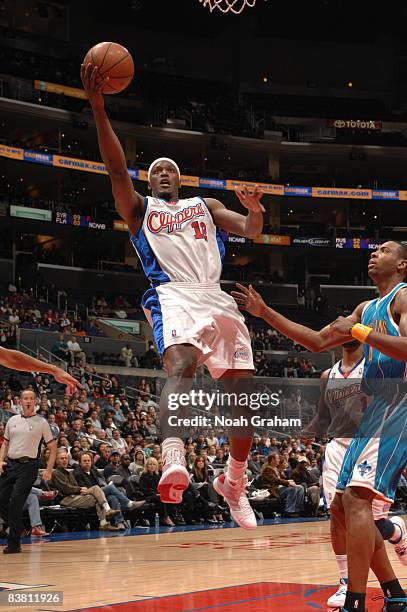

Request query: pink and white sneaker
[
  {"left": 390, "top": 516, "right": 407, "bottom": 566},
  {"left": 213, "top": 473, "right": 257, "bottom": 530},
  {"left": 158, "top": 447, "right": 189, "bottom": 504}
]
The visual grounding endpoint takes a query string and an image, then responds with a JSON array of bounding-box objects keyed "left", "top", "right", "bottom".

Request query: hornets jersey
[
  {"left": 337, "top": 282, "right": 407, "bottom": 502},
  {"left": 361, "top": 282, "right": 407, "bottom": 380},
  {"left": 130, "top": 196, "right": 225, "bottom": 287}
]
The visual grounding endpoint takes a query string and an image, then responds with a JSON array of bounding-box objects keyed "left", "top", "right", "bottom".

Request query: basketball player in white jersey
[
  {"left": 302, "top": 340, "right": 407, "bottom": 608},
  {"left": 82, "top": 62, "right": 264, "bottom": 529}
]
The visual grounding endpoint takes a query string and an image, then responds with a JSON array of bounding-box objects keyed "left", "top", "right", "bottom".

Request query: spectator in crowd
[
  {"left": 103, "top": 450, "right": 122, "bottom": 480},
  {"left": 292, "top": 456, "right": 321, "bottom": 516},
  {"left": 206, "top": 430, "right": 219, "bottom": 448},
  {"left": 268, "top": 437, "right": 280, "bottom": 454},
  {"left": 52, "top": 334, "right": 70, "bottom": 362},
  {"left": 309, "top": 458, "right": 321, "bottom": 480},
  {"left": 79, "top": 437, "right": 92, "bottom": 452},
  {"left": 129, "top": 449, "right": 146, "bottom": 477},
  {"left": 110, "top": 428, "right": 127, "bottom": 454},
  {"left": 258, "top": 435, "right": 271, "bottom": 457},
  {"left": 50, "top": 449, "right": 121, "bottom": 531},
  {"left": 116, "top": 454, "right": 133, "bottom": 481},
  {"left": 24, "top": 487, "right": 56, "bottom": 536},
  {"left": 77, "top": 391, "right": 90, "bottom": 414},
  {"left": 143, "top": 342, "right": 161, "bottom": 369},
  {"left": 261, "top": 452, "right": 305, "bottom": 518},
  {"left": 47, "top": 414, "right": 60, "bottom": 438},
  {"left": 83, "top": 421, "right": 97, "bottom": 442},
  {"left": 195, "top": 434, "right": 207, "bottom": 454},
  {"left": 66, "top": 417, "right": 84, "bottom": 445},
  {"left": 68, "top": 446, "right": 82, "bottom": 466},
  {"left": 186, "top": 451, "right": 197, "bottom": 471},
  {"left": 139, "top": 457, "right": 175, "bottom": 526},
  {"left": 88, "top": 408, "right": 102, "bottom": 430},
  {"left": 0, "top": 487, "right": 55, "bottom": 538},
  {"left": 0, "top": 399, "right": 15, "bottom": 423},
  {"left": 120, "top": 344, "right": 133, "bottom": 368},
  {"left": 67, "top": 335, "right": 86, "bottom": 367},
  {"left": 213, "top": 448, "right": 227, "bottom": 468},
  {"left": 111, "top": 400, "right": 126, "bottom": 427},
  {"left": 248, "top": 450, "right": 262, "bottom": 477},
  {"left": 189, "top": 456, "right": 223, "bottom": 523},
  {"left": 206, "top": 446, "right": 217, "bottom": 464},
  {"left": 94, "top": 443, "right": 111, "bottom": 469},
  {"left": 102, "top": 394, "right": 116, "bottom": 417},
  {"left": 73, "top": 452, "right": 144, "bottom": 529},
  {"left": 144, "top": 415, "right": 160, "bottom": 441}
]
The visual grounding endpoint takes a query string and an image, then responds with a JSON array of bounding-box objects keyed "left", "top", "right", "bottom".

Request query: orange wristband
[{"left": 351, "top": 323, "right": 372, "bottom": 343}]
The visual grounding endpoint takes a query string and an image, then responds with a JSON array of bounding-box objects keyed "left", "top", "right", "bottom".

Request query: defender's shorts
[
  {"left": 324, "top": 439, "right": 391, "bottom": 519},
  {"left": 336, "top": 393, "right": 407, "bottom": 504},
  {"left": 142, "top": 282, "right": 254, "bottom": 379}
]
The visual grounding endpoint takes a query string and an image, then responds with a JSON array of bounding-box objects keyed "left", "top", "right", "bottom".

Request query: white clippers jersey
[
  {"left": 325, "top": 357, "right": 366, "bottom": 441},
  {"left": 130, "top": 196, "right": 225, "bottom": 286}
]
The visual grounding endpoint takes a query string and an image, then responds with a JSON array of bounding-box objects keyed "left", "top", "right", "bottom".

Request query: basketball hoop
[{"left": 199, "top": 0, "right": 256, "bottom": 14}]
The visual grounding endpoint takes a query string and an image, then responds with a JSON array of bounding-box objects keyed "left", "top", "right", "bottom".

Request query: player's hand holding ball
[
  {"left": 81, "top": 42, "right": 134, "bottom": 110},
  {"left": 232, "top": 283, "right": 267, "bottom": 317}
]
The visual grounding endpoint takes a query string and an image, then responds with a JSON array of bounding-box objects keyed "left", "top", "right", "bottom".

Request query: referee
[{"left": 0, "top": 389, "right": 57, "bottom": 554}]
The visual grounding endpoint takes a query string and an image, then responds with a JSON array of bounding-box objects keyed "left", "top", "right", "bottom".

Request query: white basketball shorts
[
  {"left": 323, "top": 439, "right": 391, "bottom": 519},
  {"left": 142, "top": 282, "right": 254, "bottom": 379}
]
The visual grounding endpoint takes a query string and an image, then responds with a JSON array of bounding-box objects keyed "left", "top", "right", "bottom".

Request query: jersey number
[{"left": 192, "top": 221, "right": 208, "bottom": 241}]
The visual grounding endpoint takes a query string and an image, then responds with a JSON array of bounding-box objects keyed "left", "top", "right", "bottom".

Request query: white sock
[
  {"left": 162, "top": 437, "right": 185, "bottom": 464},
  {"left": 103, "top": 503, "right": 110, "bottom": 512},
  {"left": 226, "top": 456, "right": 247, "bottom": 482},
  {"left": 162, "top": 437, "right": 184, "bottom": 452},
  {"left": 335, "top": 554, "right": 348, "bottom": 581},
  {"left": 100, "top": 519, "right": 107, "bottom": 527}
]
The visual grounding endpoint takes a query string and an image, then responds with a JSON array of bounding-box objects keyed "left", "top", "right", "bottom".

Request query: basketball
[{"left": 83, "top": 42, "right": 134, "bottom": 94}]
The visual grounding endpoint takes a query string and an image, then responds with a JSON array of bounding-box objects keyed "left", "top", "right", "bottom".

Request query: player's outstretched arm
[
  {"left": 330, "top": 288, "right": 407, "bottom": 361},
  {"left": 0, "top": 347, "right": 81, "bottom": 392},
  {"left": 80, "top": 62, "right": 144, "bottom": 235},
  {"left": 232, "top": 283, "right": 364, "bottom": 352},
  {"left": 205, "top": 185, "right": 264, "bottom": 239}
]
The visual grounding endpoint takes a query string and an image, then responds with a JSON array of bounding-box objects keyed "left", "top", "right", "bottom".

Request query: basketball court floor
[{"left": 1, "top": 516, "right": 406, "bottom": 611}]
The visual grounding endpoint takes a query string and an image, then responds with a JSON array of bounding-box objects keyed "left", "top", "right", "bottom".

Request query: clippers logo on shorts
[
  {"left": 146, "top": 203, "right": 205, "bottom": 234},
  {"left": 234, "top": 346, "right": 250, "bottom": 360},
  {"left": 357, "top": 460, "right": 372, "bottom": 477}
]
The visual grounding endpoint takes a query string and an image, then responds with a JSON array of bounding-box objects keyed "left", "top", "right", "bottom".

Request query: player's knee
[
  {"left": 330, "top": 493, "right": 344, "bottom": 521},
  {"left": 342, "top": 486, "right": 374, "bottom": 513},
  {"left": 166, "top": 358, "right": 196, "bottom": 379}
]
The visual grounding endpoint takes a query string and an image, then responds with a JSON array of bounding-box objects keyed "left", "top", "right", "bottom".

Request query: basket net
[{"left": 199, "top": 0, "right": 256, "bottom": 14}]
